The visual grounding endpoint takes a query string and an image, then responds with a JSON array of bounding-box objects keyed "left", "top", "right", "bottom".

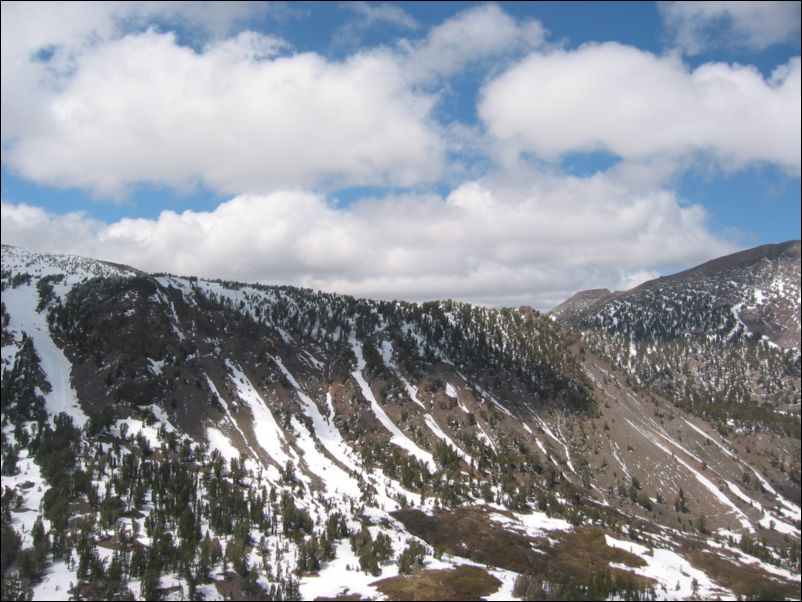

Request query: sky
[{"left": 1, "top": 1, "right": 800, "bottom": 310}]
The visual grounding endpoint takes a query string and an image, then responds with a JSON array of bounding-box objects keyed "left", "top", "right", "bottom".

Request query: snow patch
[
  {"left": 379, "top": 340, "right": 394, "bottom": 366},
  {"left": 147, "top": 358, "right": 165, "bottom": 376},
  {"left": 684, "top": 419, "right": 801, "bottom": 522},
  {"left": 534, "top": 416, "right": 576, "bottom": 475},
  {"left": 227, "top": 361, "right": 293, "bottom": 468},
  {"left": 491, "top": 510, "right": 572, "bottom": 537},
  {"left": 605, "top": 535, "right": 732, "bottom": 600},
  {"left": 32, "top": 560, "right": 77, "bottom": 601},
  {"left": 299, "top": 539, "right": 383, "bottom": 600},
  {"left": 291, "top": 415, "right": 361, "bottom": 498},
  {"left": 350, "top": 337, "right": 436, "bottom": 471},
  {"left": 402, "top": 380, "right": 428, "bottom": 410},
  {"left": 271, "top": 355, "right": 361, "bottom": 473},
  {"left": 204, "top": 374, "right": 262, "bottom": 466},
  {"left": 424, "top": 414, "right": 475, "bottom": 465},
  {"left": 758, "top": 513, "right": 800, "bottom": 535},
  {"left": 116, "top": 418, "right": 161, "bottom": 449},
  {"left": 206, "top": 427, "right": 241, "bottom": 462},
  {"left": 1, "top": 448, "right": 48, "bottom": 547}
]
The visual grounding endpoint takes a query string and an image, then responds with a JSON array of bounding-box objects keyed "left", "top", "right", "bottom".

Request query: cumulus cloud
[
  {"left": 0, "top": 2, "right": 551, "bottom": 198},
  {"left": 0, "top": 203, "right": 104, "bottom": 249},
  {"left": 0, "top": 1, "right": 270, "bottom": 54},
  {"left": 396, "top": 3, "right": 547, "bottom": 84},
  {"left": 1, "top": 171, "right": 734, "bottom": 309},
  {"left": 0, "top": 1, "right": 271, "bottom": 138},
  {"left": 2, "top": 28, "right": 444, "bottom": 197},
  {"left": 479, "top": 43, "right": 801, "bottom": 174},
  {"left": 660, "top": 1, "right": 801, "bottom": 55}
]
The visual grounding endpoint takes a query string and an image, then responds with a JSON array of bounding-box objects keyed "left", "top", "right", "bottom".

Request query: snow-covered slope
[
  {"left": 2, "top": 246, "right": 140, "bottom": 426},
  {"left": 2, "top": 244, "right": 799, "bottom": 601}
]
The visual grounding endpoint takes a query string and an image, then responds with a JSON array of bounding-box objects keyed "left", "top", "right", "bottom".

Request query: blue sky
[{"left": 1, "top": 1, "right": 800, "bottom": 308}]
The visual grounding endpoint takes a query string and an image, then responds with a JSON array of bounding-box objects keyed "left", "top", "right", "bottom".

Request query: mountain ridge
[
  {"left": 658, "top": 240, "right": 800, "bottom": 284},
  {"left": 1, "top": 243, "right": 799, "bottom": 601},
  {"left": 551, "top": 239, "right": 801, "bottom": 349}
]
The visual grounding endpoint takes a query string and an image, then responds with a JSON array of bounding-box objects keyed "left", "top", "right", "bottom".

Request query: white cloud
[
  {"left": 0, "top": 1, "right": 269, "bottom": 53},
  {"left": 2, "top": 28, "right": 444, "bottom": 196},
  {"left": 616, "top": 270, "right": 662, "bottom": 292},
  {"left": 1, "top": 2, "right": 552, "bottom": 197},
  {"left": 396, "top": 3, "right": 547, "bottom": 84},
  {"left": 0, "top": 3, "right": 785, "bottom": 312},
  {"left": 0, "top": 1, "right": 271, "bottom": 133},
  {"left": 343, "top": 2, "right": 419, "bottom": 30},
  {"left": 0, "top": 203, "right": 104, "bottom": 249},
  {"left": 332, "top": 2, "right": 419, "bottom": 51},
  {"left": 660, "top": 1, "right": 801, "bottom": 55},
  {"left": 479, "top": 43, "right": 801, "bottom": 174},
  {"left": 1, "top": 172, "right": 734, "bottom": 309}
]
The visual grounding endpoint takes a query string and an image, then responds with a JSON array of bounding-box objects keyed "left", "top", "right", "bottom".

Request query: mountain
[
  {"left": 2, "top": 244, "right": 800, "bottom": 601},
  {"left": 549, "top": 288, "right": 618, "bottom": 324},
  {"left": 552, "top": 241, "right": 801, "bottom": 439},
  {"left": 552, "top": 241, "right": 801, "bottom": 349}
]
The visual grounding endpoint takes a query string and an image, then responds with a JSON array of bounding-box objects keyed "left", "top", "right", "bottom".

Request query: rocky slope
[
  {"left": 553, "top": 241, "right": 801, "bottom": 439},
  {"left": 2, "top": 244, "right": 800, "bottom": 601}
]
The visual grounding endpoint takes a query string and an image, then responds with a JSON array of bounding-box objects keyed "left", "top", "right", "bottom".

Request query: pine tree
[{"left": 141, "top": 566, "right": 161, "bottom": 601}]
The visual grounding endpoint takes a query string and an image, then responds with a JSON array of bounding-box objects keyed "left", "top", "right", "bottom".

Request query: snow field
[{"left": 2, "top": 284, "right": 87, "bottom": 428}]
